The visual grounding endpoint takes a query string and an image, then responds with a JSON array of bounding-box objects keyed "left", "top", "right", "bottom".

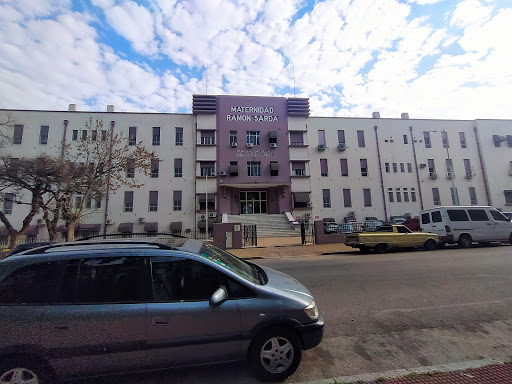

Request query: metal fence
[
  {"left": 243, "top": 225, "right": 257, "bottom": 247},
  {"left": 323, "top": 220, "right": 387, "bottom": 235},
  {"left": 301, "top": 221, "right": 315, "bottom": 244}
]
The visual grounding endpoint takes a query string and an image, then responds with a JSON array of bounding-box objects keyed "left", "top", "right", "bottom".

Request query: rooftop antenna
[
  {"left": 293, "top": 65, "right": 296, "bottom": 97},
  {"left": 206, "top": 63, "right": 208, "bottom": 95}
]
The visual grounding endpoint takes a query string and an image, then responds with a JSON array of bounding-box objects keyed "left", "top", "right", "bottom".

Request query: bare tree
[{"left": 0, "top": 113, "right": 16, "bottom": 149}]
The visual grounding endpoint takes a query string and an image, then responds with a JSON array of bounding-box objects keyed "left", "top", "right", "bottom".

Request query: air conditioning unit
[
  {"left": 305, "top": 212, "right": 312, "bottom": 218},
  {"left": 447, "top": 172, "right": 453, "bottom": 179},
  {"left": 208, "top": 212, "right": 217, "bottom": 218},
  {"left": 306, "top": 201, "right": 313, "bottom": 207},
  {"left": 230, "top": 142, "right": 238, "bottom": 147},
  {"left": 247, "top": 142, "right": 254, "bottom": 148},
  {"left": 465, "top": 174, "right": 473, "bottom": 179},
  {"left": 105, "top": 219, "right": 115, "bottom": 225},
  {"left": 430, "top": 173, "right": 438, "bottom": 179},
  {"left": 219, "top": 170, "right": 227, "bottom": 176},
  {"left": 338, "top": 143, "right": 347, "bottom": 151},
  {"left": 349, "top": 211, "right": 356, "bottom": 217},
  {"left": 138, "top": 217, "right": 146, "bottom": 223},
  {"left": 270, "top": 143, "right": 277, "bottom": 148},
  {"left": 317, "top": 144, "right": 326, "bottom": 151},
  {"left": 200, "top": 214, "right": 207, "bottom": 220},
  {"left": 419, "top": 164, "right": 427, "bottom": 168}
]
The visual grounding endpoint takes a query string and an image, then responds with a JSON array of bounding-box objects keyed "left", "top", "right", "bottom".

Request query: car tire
[
  {"left": 424, "top": 239, "right": 437, "bottom": 251},
  {"left": 0, "top": 357, "right": 51, "bottom": 384},
  {"left": 359, "top": 246, "right": 371, "bottom": 254},
  {"left": 458, "top": 234, "right": 472, "bottom": 248},
  {"left": 248, "top": 327, "right": 302, "bottom": 381},
  {"left": 374, "top": 244, "right": 387, "bottom": 254},
  {"left": 437, "top": 242, "right": 446, "bottom": 248}
]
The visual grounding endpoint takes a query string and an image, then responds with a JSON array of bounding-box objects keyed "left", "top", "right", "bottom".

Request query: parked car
[
  {"left": 0, "top": 237, "right": 323, "bottom": 382},
  {"left": 502, "top": 212, "right": 512, "bottom": 221},
  {"left": 420, "top": 206, "right": 512, "bottom": 247},
  {"left": 403, "top": 217, "right": 420, "bottom": 232},
  {"left": 344, "top": 224, "right": 439, "bottom": 253},
  {"left": 7, "top": 241, "right": 52, "bottom": 256}
]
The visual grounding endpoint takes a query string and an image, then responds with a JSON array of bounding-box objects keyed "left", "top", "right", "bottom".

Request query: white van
[{"left": 420, "top": 206, "right": 512, "bottom": 247}]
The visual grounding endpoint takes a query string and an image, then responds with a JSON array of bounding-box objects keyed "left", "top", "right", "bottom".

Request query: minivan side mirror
[{"left": 209, "top": 287, "right": 228, "bottom": 307}]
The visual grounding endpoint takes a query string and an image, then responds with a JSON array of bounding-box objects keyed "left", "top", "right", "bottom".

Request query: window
[
  {"left": 293, "top": 193, "right": 310, "bottom": 208},
  {"left": 403, "top": 134, "right": 408, "bottom": 144},
  {"left": 96, "top": 196, "right": 102, "bottom": 209},
  {"left": 338, "top": 130, "right": 346, "bottom": 144},
  {"left": 290, "top": 131, "right": 304, "bottom": 146},
  {"left": 173, "top": 191, "right": 182, "bottom": 211},
  {"left": 464, "top": 159, "right": 472, "bottom": 177},
  {"left": 86, "top": 196, "right": 92, "bottom": 209},
  {"left": 126, "top": 158, "right": 135, "bottom": 178},
  {"left": 174, "top": 158, "right": 182, "bottom": 177},
  {"left": 469, "top": 187, "right": 478, "bottom": 205},
  {"left": 400, "top": 163, "right": 405, "bottom": 172},
  {"left": 200, "top": 130, "right": 215, "bottom": 145},
  {"left": 363, "top": 188, "right": 372, "bottom": 207},
  {"left": 388, "top": 188, "right": 394, "bottom": 202},
  {"left": 122, "top": 191, "right": 134, "bottom": 212},
  {"left": 270, "top": 161, "right": 279, "bottom": 176},
  {"left": 421, "top": 213, "right": 430, "bottom": 224},
  {"left": 320, "top": 159, "right": 328, "bottom": 177},
  {"left": 490, "top": 209, "right": 509, "bottom": 221},
  {"left": 39, "top": 125, "right": 49, "bottom": 145},
  {"left": 392, "top": 163, "right": 398, "bottom": 173},
  {"left": 360, "top": 159, "right": 368, "bottom": 176},
  {"left": 151, "top": 159, "right": 159, "bottom": 178},
  {"left": 407, "top": 163, "right": 412, "bottom": 173},
  {"left": 200, "top": 162, "right": 215, "bottom": 177},
  {"left": 404, "top": 189, "right": 409, "bottom": 202},
  {"left": 357, "top": 130, "right": 365, "bottom": 147},
  {"left": 343, "top": 189, "right": 352, "bottom": 207},
  {"left": 77, "top": 257, "right": 144, "bottom": 303},
  {"left": 149, "top": 191, "right": 158, "bottom": 212},
  {"left": 291, "top": 162, "right": 306, "bottom": 176},
  {"left": 432, "top": 188, "right": 441, "bottom": 205},
  {"left": 246, "top": 131, "right": 260, "bottom": 146},
  {"left": 411, "top": 188, "right": 417, "bottom": 202},
  {"left": 432, "top": 211, "right": 442, "bottom": 222},
  {"left": 81, "top": 130, "right": 88, "bottom": 141},
  {"left": 269, "top": 131, "right": 277, "bottom": 145},
  {"left": 396, "top": 188, "right": 402, "bottom": 202},
  {"left": 101, "top": 130, "right": 107, "bottom": 141},
  {"left": 74, "top": 195, "right": 82, "bottom": 209},
  {"left": 340, "top": 159, "right": 349, "bottom": 176},
  {"left": 447, "top": 209, "right": 469, "bottom": 221},
  {"left": 13, "top": 125, "right": 23, "bottom": 144},
  {"left": 318, "top": 130, "right": 326, "bottom": 146},
  {"left": 229, "top": 161, "right": 238, "bottom": 176},
  {"left": 230, "top": 131, "right": 238, "bottom": 146},
  {"left": 72, "top": 130, "right": 78, "bottom": 141},
  {"left": 152, "top": 127, "right": 160, "bottom": 146},
  {"left": 505, "top": 190, "right": 512, "bottom": 205},
  {"left": 91, "top": 130, "right": 97, "bottom": 141},
  {"left": 175, "top": 127, "right": 183, "bottom": 146},
  {"left": 450, "top": 187, "right": 459, "bottom": 205},
  {"left": 459, "top": 132, "right": 467, "bottom": 148},
  {"left": 247, "top": 161, "right": 261, "bottom": 177},
  {"left": 129, "top": 127, "right": 137, "bottom": 145},
  {"left": 446, "top": 159, "right": 453, "bottom": 176},
  {"left": 322, "top": 189, "right": 331, "bottom": 208},
  {"left": 3, "top": 193, "right": 14, "bottom": 214},
  {"left": 151, "top": 258, "right": 231, "bottom": 302},
  {"left": 423, "top": 131, "right": 431, "bottom": 148},
  {"left": 428, "top": 159, "right": 435, "bottom": 175},
  {"left": 385, "top": 163, "right": 390, "bottom": 173},
  {"left": 468, "top": 209, "right": 488, "bottom": 221},
  {"left": 441, "top": 131, "right": 449, "bottom": 148}
]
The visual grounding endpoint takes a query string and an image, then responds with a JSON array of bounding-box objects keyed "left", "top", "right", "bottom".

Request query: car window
[
  {"left": 0, "top": 261, "right": 62, "bottom": 305},
  {"left": 151, "top": 257, "right": 229, "bottom": 302},
  {"left": 76, "top": 257, "right": 145, "bottom": 304},
  {"left": 431, "top": 211, "right": 442, "bottom": 223},
  {"left": 447, "top": 209, "right": 469, "bottom": 221},
  {"left": 396, "top": 226, "right": 411, "bottom": 233},
  {"left": 489, "top": 210, "right": 509, "bottom": 222},
  {"left": 467, "top": 209, "right": 489, "bottom": 221},
  {"left": 421, "top": 213, "right": 430, "bottom": 224}
]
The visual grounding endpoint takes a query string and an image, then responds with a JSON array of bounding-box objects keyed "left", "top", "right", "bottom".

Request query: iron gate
[{"left": 243, "top": 224, "right": 257, "bottom": 247}]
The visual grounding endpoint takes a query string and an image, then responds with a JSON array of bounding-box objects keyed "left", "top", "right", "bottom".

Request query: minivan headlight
[{"left": 304, "top": 301, "right": 319, "bottom": 320}]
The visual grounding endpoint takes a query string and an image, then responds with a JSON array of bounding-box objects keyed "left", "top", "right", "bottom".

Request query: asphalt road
[{"left": 80, "top": 244, "right": 512, "bottom": 384}]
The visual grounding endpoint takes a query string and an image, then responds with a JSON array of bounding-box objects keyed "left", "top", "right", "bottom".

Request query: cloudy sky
[{"left": 0, "top": 0, "right": 510, "bottom": 119}]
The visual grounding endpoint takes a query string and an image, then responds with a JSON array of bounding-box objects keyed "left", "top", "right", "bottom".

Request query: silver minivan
[
  {"left": 420, "top": 206, "right": 512, "bottom": 247},
  {"left": 0, "top": 237, "right": 324, "bottom": 383}
]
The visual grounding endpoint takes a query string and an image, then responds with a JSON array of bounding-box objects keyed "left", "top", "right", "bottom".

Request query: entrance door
[{"left": 240, "top": 191, "right": 267, "bottom": 214}]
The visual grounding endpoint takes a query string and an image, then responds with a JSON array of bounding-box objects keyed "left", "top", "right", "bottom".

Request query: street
[{"left": 81, "top": 245, "right": 512, "bottom": 384}]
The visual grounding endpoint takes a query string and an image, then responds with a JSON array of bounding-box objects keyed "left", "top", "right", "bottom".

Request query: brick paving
[{"left": 384, "top": 362, "right": 512, "bottom": 384}]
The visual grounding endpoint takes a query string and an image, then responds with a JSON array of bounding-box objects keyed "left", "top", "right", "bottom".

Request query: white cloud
[{"left": 450, "top": 0, "right": 492, "bottom": 28}]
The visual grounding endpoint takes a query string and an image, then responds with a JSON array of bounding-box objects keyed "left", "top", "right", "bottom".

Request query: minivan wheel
[
  {"left": 458, "top": 234, "right": 472, "bottom": 248},
  {"left": 0, "top": 358, "right": 50, "bottom": 384},
  {"left": 249, "top": 327, "right": 302, "bottom": 381},
  {"left": 424, "top": 239, "right": 437, "bottom": 251}
]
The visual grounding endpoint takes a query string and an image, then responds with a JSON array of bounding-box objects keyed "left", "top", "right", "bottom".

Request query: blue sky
[{"left": 0, "top": 0, "right": 511, "bottom": 119}]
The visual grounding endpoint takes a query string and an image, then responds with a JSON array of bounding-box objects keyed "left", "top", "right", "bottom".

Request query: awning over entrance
[
  {"left": 229, "top": 164, "right": 238, "bottom": 175},
  {"left": 270, "top": 162, "right": 279, "bottom": 171},
  {"left": 170, "top": 222, "right": 182, "bottom": 231},
  {"left": 118, "top": 222, "right": 133, "bottom": 233},
  {"left": 269, "top": 131, "right": 278, "bottom": 139},
  {"left": 197, "top": 221, "right": 213, "bottom": 229},
  {"left": 76, "top": 224, "right": 101, "bottom": 233},
  {"left": 144, "top": 222, "right": 158, "bottom": 232},
  {"left": 197, "top": 194, "right": 215, "bottom": 202},
  {"left": 293, "top": 192, "right": 310, "bottom": 203}
]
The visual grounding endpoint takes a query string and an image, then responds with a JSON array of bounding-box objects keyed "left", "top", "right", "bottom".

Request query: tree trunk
[
  {"left": 8, "top": 232, "right": 21, "bottom": 251},
  {"left": 66, "top": 221, "right": 76, "bottom": 242}
]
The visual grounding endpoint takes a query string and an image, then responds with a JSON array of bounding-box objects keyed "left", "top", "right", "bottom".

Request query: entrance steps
[{"left": 225, "top": 214, "right": 299, "bottom": 238}]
